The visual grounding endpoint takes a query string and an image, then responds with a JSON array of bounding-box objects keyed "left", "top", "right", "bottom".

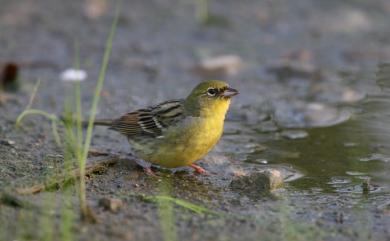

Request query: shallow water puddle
[{"left": 225, "top": 63, "right": 390, "bottom": 198}]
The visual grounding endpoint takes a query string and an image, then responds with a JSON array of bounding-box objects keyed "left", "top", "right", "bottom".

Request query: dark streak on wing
[{"left": 109, "top": 100, "right": 184, "bottom": 138}]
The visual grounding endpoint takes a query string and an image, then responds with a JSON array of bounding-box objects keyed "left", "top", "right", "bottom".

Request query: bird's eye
[{"left": 207, "top": 88, "right": 217, "bottom": 96}]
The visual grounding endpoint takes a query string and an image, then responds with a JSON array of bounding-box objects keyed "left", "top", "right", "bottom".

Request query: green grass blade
[
  {"left": 81, "top": 5, "right": 119, "bottom": 166},
  {"left": 73, "top": 40, "right": 84, "bottom": 160},
  {"left": 26, "top": 79, "right": 41, "bottom": 109},
  {"left": 157, "top": 181, "right": 178, "bottom": 241},
  {"left": 61, "top": 188, "right": 74, "bottom": 241},
  {"left": 78, "top": 4, "right": 120, "bottom": 219},
  {"left": 15, "top": 109, "right": 62, "bottom": 146},
  {"left": 40, "top": 194, "right": 55, "bottom": 241}
]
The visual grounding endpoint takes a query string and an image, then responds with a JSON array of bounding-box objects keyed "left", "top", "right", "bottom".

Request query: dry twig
[{"left": 15, "top": 156, "right": 119, "bottom": 195}]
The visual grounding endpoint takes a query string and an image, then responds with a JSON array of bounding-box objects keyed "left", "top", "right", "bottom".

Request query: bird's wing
[{"left": 110, "top": 100, "right": 184, "bottom": 138}]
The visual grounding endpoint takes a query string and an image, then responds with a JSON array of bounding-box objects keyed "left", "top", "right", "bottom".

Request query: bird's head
[{"left": 184, "top": 80, "right": 238, "bottom": 117}]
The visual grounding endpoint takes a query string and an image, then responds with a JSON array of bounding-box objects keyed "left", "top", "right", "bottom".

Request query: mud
[{"left": 1, "top": 0, "right": 390, "bottom": 240}]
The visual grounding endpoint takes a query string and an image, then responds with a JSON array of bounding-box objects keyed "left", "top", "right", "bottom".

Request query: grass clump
[
  {"left": 146, "top": 195, "right": 220, "bottom": 216},
  {"left": 15, "top": 5, "right": 120, "bottom": 224}
]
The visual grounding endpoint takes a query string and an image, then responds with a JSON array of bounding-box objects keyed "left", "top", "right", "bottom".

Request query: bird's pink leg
[
  {"left": 133, "top": 157, "right": 157, "bottom": 176},
  {"left": 143, "top": 167, "right": 157, "bottom": 176},
  {"left": 189, "top": 164, "right": 207, "bottom": 174}
]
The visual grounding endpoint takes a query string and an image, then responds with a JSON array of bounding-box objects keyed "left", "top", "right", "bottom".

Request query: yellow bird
[{"left": 93, "top": 80, "right": 238, "bottom": 174}]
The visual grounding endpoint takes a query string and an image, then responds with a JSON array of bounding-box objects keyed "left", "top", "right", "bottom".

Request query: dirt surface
[{"left": 1, "top": 0, "right": 390, "bottom": 240}]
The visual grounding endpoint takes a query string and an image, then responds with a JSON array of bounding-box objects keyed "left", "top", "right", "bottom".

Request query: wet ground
[{"left": 0, "top": 0, "right": 390, "bottom": 240}]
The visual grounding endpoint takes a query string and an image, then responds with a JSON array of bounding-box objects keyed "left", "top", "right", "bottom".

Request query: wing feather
[{"left": 110, "top": 100, "right": 184, "bottom": 138}]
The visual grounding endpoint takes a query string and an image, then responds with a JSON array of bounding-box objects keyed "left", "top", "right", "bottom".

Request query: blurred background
[{"left": 0, "top": 0, "right": 390, "bottom": 241}]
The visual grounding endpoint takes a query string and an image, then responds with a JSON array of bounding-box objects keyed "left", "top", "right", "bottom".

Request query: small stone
[
  {"left": 0, "top": 139, "right": 15, "bottom": 146},
  {"left": 360, "top": 153, "right": 390, "bottom": 163},
  {"left": 230, "top": 169, "right": 283, "bottom": 193},
  {"left": 253, "top": 159, "right": 268, "bottom": 164},
  {"left": 194, "top": 55, "right": 243, "bottom": 77},
  {"left": 7, "top": 140, "right": 15, "bottom": 145},
  {"left": 342, "top": 88, "right": 365, "bottom": 103},
  {"left": 244, "top": 143, "right": 267, "bottom": 153},
  {"left": 345, "top": 171, "right": 365, "bottom": 176},
  {"left": 98, "top": 197, "right": 123, "bottom": 213},
  {"left": 275, "top": 101, "right": 351, "bottom": 128},
  {"left": 280, "top": 130, "right": 308, "bottom": 140}
]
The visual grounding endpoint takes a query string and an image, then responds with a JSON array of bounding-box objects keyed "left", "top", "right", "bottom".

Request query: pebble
[
  {"left": 341, "top": 88, "right": 365, "bottom": 103},
  {"left": 345, "top": 171, "right": 365, "bottom": 176},
  {"left": 244, "top": 143, "right": 267, "bottom": 153},
  {"left": 98, "top": 197, "right": 124, "bottom": 213},
  {"left": 254, "top": 159, "right": 268, "bottom": 164},
  {"left": 280, "top": 130, "right": 308, "bottom": 140},
  {"left": 0, "top": 139, "right": 15, "bottom": 146},
  {"left": 359, "top": 153, "right": 390, "bottom": 163},
  {"left": 275, "top": 101, "right": 352, "bottom": 128},
  {"left": 230, "top": 169, "right": 283, "bottom": 193},
  {"left": 194, "top": 55, "right": 243, "bottom": 77}
]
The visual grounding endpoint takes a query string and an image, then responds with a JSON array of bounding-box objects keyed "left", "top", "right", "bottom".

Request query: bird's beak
[{"left": 221, "top": 87, "right": 239, "bottom": 97}]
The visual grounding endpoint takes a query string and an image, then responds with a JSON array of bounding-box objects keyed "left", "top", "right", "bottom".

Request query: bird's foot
[
  {"left": 189, "top": 164, "right": 208, "bottom": 175},
  {"left": 133, "top": 157, "right": 157, "bottom": 176},
  {"left": 143, "top": 167, "right": 157, "bottom": 176}
]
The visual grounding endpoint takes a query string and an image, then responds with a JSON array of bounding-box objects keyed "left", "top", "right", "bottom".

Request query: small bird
[{"left": 93, "top": 80, "right": 238, "bottom": 174}]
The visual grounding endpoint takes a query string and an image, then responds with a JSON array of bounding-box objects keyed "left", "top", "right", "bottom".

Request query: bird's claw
[
  {"left": 143, "top": 167, "right": 157, "bottom": 176},
  {"left": 189, "top": 164, "right": 208, "bottom": 175}
]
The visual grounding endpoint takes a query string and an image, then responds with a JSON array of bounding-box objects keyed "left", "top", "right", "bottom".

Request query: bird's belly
[{"left": 130, "top": 118, "right": 223, "bottom": 168}]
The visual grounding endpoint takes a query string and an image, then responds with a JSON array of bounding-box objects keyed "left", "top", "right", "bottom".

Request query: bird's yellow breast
[{"left": 131, "top": 100, "right": 229, "bottom": 168}]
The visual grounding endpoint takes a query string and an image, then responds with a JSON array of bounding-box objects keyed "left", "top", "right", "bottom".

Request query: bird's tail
[
  {"left": 60, "top": 116, "right": 113, "bottom": 127},
  {"left": 87, "top": 119, "right": 113, "bottom": 127}
]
